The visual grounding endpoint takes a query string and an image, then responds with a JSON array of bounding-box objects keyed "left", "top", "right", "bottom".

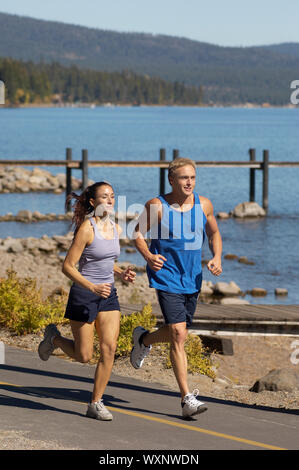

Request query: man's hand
[
  {"left": 147, "top": 254, "right": 167, "bottom": 272},
  {"left": 92, "top": 283, "right": 112, "bottom": 298},
  {"left": 120, "top": 266, "right": 136, "bottom": 284},
  {"left": 207, "top": 257, "right": 222, "bottom": 276}
]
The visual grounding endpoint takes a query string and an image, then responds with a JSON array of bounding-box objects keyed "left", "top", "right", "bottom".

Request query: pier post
[
  {"left": 159, "top": 148, "right": 166, "bottom": 195},
  {"left": 262, "top": 149, "right": 269, "bottom": 213},
  {"left": 173, "top": 149, "right": 179, "bottom": 160},
  {"left": 81, "top": 149, "right": 89, "bottom": 190},
  {"left": 249, "top": 148, "right": 256, "bottom": 202},
  {"left": 66, "top": 147, "right": 72, "bottom": 212}
]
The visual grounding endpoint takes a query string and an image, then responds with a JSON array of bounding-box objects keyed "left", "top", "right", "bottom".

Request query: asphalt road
[{"left": 0, "top": 345, "right": 298, "bottom": 455}]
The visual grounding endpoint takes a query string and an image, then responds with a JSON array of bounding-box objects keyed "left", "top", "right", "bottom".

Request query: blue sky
[{"left": 0, "top": 0, "right": 297, "bottom": 47}]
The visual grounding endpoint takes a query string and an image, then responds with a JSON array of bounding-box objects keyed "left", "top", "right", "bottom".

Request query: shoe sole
[
  {"left": 38, "top": 325, "right": 60, "bottom": 361},
  {"left": 130, "top": 346, "right": 141, "bottom": 369},
  {"left": 86, "top": 412, "right": 113, "bottom": 421},
  {"left": 130, "top": 327, "right": 145, "bottom": 369},
  {"left": 38, "top": 340, "right": 52, "bottom": 361},
  {"left": 182, "top": 405, "right": 208, "bottom": 419}
]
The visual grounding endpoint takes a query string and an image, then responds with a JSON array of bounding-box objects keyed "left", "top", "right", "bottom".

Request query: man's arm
[
  {"left": 201, "top": 197, "right": 222, "bottom": 276},
  {"left": 133, "top": 198, "right": 167, "bottom": 272}
]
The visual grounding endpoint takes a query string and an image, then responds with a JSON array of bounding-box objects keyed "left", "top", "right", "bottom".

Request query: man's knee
[
  {"left": 76, "top": 348, "right": 93, "bottom": 363},
  {"left": 169, "top": 323, "right": 188, "bottom": 345},
  {"left": 100, "top": 341, "right": 117, "bottom": 358}
]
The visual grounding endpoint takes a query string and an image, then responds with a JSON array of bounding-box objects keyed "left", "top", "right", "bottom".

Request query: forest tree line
[{"left": 0, "top": 57, "right": 204, "bottom": 106}]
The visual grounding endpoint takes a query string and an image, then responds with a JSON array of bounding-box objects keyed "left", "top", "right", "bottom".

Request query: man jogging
[{"left": 130, "top": 157, "right": 222, "bottom": 418}]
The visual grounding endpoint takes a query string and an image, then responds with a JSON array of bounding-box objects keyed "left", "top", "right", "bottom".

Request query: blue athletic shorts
[
  {"left": 156, "top": 290, "right": 199, "bottom": 327},
  {"left": 64, "top": 283, "right": 120, "bottom": 323}
]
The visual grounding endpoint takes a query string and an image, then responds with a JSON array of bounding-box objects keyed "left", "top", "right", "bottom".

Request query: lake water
[{"left": 0, "top": 106, "right": 298, "bottom": 305}]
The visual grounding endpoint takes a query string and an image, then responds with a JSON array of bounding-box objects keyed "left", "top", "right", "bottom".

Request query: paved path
[{"left": 0, "top": 345, "right": 298, "bottom": 451}]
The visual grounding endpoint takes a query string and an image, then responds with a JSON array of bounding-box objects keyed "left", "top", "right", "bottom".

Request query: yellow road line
[{"left": 0, "top": 381, "right": 286, "bottom": 450}]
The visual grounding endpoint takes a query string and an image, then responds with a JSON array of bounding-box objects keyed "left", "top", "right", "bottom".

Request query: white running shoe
[
  {"left": 38, "top": 324, "right": 61, "bottom": 361},
  {"left": 130, "top": 326, "right": 152, "bottom": 369},
  {"left": 86, "top": 400, "right": 113, "bottom": 421},
  {"left": 182, "top": 389, "right": 208, "bottom": 418}
]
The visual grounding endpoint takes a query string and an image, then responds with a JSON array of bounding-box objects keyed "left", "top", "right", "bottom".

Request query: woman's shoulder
[
  {"left": 75, "top": 218, "right": 94, "bottom": 240},
  {"left": 114, "top": 222, "right": 122, "bottom": 236}
]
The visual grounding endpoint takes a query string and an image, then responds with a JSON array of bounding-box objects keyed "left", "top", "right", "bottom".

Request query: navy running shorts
[
  {"left": 64, "top": 283, "right": 120, "bottom": 323},
  {"left": 156, "top": 290, "right": 199, "bottom": 328}
]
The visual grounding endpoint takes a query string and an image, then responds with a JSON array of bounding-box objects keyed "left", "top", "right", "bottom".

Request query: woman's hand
[{"left": 91, "top": 283, "right": 112, "bottom": 298}]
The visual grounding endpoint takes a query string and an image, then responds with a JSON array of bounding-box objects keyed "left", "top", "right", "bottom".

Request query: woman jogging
[{"left": 38, "top": 181, "right": 136, "bottom": 421}]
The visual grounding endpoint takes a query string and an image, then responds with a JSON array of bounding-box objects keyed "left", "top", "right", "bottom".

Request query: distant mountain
[
  {"left": 260, "top": 43, "right": 299, "bottom": 59},
  {"left": 0, "top": 12, "right": 298, "bottom": 105}
]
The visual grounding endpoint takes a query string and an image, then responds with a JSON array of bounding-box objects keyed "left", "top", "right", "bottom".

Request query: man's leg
[
  {"left": 168, "top": 322, "right": 189, "bottom": 399},
  {"left": 142, "top": 322, "right": 189, "bottom": 398}
]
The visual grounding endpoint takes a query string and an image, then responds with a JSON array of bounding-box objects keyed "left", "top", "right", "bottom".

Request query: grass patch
[{"left": 0, "top": 269, "right": 68, "bottom": 335}]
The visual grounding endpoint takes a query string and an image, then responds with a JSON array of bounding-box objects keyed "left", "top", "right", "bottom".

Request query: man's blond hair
[{"left": 168, "top": 157, "right": 196, "bottom": 177}]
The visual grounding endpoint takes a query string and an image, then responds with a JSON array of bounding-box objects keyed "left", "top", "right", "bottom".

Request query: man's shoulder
[
  {"left": 145, "top": 196, "right": 162, "bottom": 207},
  {"left": 198, "top": 194, "right": 214, "bottom": 215}
]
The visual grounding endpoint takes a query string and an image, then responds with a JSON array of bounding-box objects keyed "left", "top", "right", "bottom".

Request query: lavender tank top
[{"left": 78, "top": 217, "right": 120, "bottom": 284}]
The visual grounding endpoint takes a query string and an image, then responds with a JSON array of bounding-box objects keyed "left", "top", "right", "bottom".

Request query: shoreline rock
[
  {"left": 230, "top": 202, "right": 266, "bottom": 218},
  {"left": 217, "top": 201, "right": 266, "bottom": 219},
  {"left": 0, "top": 166, "right": 93, "bottom": 193},
  {"left": 0, "top": 210, "right": 138, "bottom": 223},
  {"left": 0, "top": 234, "right": 286, "bottom": 303}
]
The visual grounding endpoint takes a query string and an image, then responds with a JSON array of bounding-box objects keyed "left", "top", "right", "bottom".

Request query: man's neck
[{"left": 165, "top": 192, "right": 194, "bottom": 209}]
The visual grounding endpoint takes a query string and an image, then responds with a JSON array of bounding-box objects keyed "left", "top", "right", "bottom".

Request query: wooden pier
[
  {"left": 1, "top": 147, "right": 299, "bottom": 213},
  {"left": 120, "top": 302, "right": 299, "bottom": 336}
]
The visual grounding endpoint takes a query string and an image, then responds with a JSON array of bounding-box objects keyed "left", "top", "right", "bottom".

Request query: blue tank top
[
  {"left": 147, "top": 192, "right": 206, "bottom": 294},
  {"left": 78, "top": 217, "right": 120, "bottom": 284}
]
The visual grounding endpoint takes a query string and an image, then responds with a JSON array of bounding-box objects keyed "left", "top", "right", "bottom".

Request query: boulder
[
  {"left": 213, "top": 281, "right": 242, "bottom": 296},
  {"left": 15, "top": 180, "right": 30, "bottom": 192},
  {"left": 2, "top": 238, "right": 23, "bottom": 253},
  {"left": 249, "top": 287, "right": 267, "bottom": 297},
  {"left": 219, "top": 297, "right": 250, "bottom": 305},
  {"left": 16, "top": 210, "right": 33, "bottom": 222},
  {"left": 200, "top": 280, "right": 214, "bottom": 296},
  {"left": 37, "top": 239, "right": 58, "bottom": 252},
  {"left": 275, "top": 288, "right": 288, "bottom": 296},
  {"left": 216, "top": 212, "right": 230, "bottom": 219},
  {"left": 32, "top": 211, "right": 45, "bottom": 220},
  {"left": 238, "top": 256, "right": 255, "bottom": 265},
  {"left": 224, "top": 253, "right": 238, "bottom": 260},
  {"left": 250, "top": 368, "right": 299, "bottom": 393},
  {"left": 231, "top": 202, "right": 266, "bottom": 218}
]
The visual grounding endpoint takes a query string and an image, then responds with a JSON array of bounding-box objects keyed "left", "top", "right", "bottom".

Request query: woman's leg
[
  {"left": 91, "top": 310, "right": 120, "bottom": 403},
  {"left": 53, "top": 320, "right": 94, "bottom": 363}
]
